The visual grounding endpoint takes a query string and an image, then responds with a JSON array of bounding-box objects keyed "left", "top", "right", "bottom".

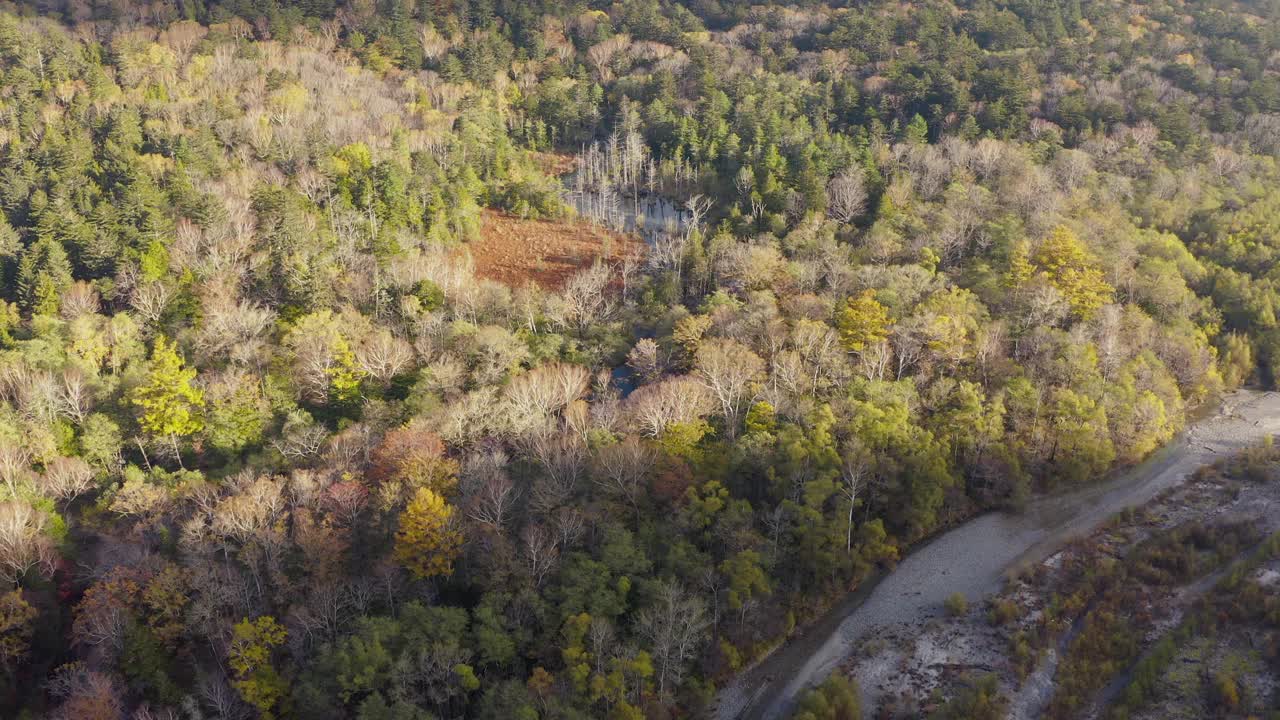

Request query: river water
[{"left": 713, "top": 389, "right": 1280, "bottom": 720}]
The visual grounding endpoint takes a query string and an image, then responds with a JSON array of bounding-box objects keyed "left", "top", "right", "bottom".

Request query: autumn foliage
[{"left": 395, "top": 487, "right": 464, "bottom": 579}]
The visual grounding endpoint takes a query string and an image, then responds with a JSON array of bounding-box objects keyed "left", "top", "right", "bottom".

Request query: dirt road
[{"left": 711, "top": 389, "right": 1280, "bottom": 720}]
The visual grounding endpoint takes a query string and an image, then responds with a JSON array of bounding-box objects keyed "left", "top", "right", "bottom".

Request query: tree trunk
[{"left": 171, "top": 434, "right": 185, "bottom": 470}]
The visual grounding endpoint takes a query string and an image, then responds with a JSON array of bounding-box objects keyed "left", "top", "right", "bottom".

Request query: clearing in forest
[{"left": 465, "top": 209, "right": 646, "bottom": 290}]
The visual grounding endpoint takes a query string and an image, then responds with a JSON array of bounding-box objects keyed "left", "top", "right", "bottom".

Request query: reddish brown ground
[
  {"left": 465, "top": 210, "right": 646, "bottom": 290},
  {"left": 529, "top": 151, "right": 578, "bottom": 177}
]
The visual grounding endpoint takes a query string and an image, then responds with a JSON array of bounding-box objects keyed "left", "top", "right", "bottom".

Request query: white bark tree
[
  {"left": 826, "top": 167, "right": 867, "bottom": 223},
  {"left": 40, "top": 457, "right": 96, "bottom": 502},
  {"left": 694, "top": 339, "right": 765, "bottom": 439},
  {"left": 593, "top": 436, "right": 656, "bottom": 515},
  {"left": 626, "top": 376, "right": 714, "bottom": 437},
  {"left": 636, "top": 581, "right": 709, "bottom": 696},
  {"left": 0, "top": 500, "right": 57, "bottom": 585}
]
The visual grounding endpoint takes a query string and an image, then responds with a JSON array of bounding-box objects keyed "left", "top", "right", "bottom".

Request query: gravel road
[{"left": 711, "top": 389, "right": 1280, "bottom": 720}]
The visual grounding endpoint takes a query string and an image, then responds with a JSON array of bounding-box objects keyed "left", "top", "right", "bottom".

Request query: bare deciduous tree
[
  {"left": 196, "top": 671, "right": 249, "bottom": 720},
  {"left": 560, "top": 261, "right": 615, "bottom": 330},
  {"left": 59, "top": 282, "right": 100, "bottom": 319},
  {"left": 40, "top": 457, "right": 96, "bottom": 502},
  {"left": 553, "top": 506, "right": 587, "bottom": 550},
  {"left": 55, "top": 370, "right": 93, "bottom": 424},
  {"left": 840, "top": 442, "right": 871, "bottom": 551},
  {"left": 521, "top": 523, "right": 559, "bottom": 587},
  {"left": 356, "top": 329, "right": 415, "bottom": 383},
  {"left": 131, "top": 281, "right": 174, "bottom": 327},
  {"left": 626, "top": 375, "right": 715, "bottom": 437},
  {"left": 826, "top": 167, "right": 867, "bottom": 223},
  {"left": 694, "top": 339, "right": 765, "bottom": 438},
  {"left": 197, "top": 293, "right": 274, "bottom": 364},
  {"left": 505, "top": 362, "right": 591, "bottom": 433},
  {"left": 47, "top": 664, "right": 125, "bottom": 720},
  {"left": 625, "top": 338, "right": 665, "bottom": 383},
  {"left": 0, "top": 443, "right": 33, "bottom": 496},
  {"left": 461, "top": 450, "right": 520, "bottom": 529},
  {"left": 593, "top": 436, "right": 656, "bottom": 515},
  {"left": 323, "top": 480, "right": 369, "bottom": 526},
  {"left": 0, "top": 363, "right": 59, "bottom": 423},
  {"left": 212, "top": 476, "right": 286, "bottom": 545},
  {"left": 525, "top": 432, "right": 587, "bottom": 514},
  {"left": 272, "top": 410, "right": 327, "bottom": 461},
  {"left": 636, "top": 581, "right": 709, "bottom": 696},
  {"left": 0, "top": 500, "right": 57, "bottom": 585}
]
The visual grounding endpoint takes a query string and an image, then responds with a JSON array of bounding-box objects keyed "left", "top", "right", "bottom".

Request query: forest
[{"left": 0, "top": 0, "right": 1278, "bottom": 717}]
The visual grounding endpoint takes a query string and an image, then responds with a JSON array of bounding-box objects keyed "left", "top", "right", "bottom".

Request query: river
[{"left": 712, "top": 389, "right": 1280, "bottom": 720}]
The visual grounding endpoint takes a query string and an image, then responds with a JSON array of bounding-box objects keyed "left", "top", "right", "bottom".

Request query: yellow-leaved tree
[
  {"left": 836, "top": 289, "right": 893, "bottom": 352},
  {"left": 229, "top": 616, "right": 288, "bottom": 719},
  {"left": 394, "top": 487, "right": 463, "bottom": 578},
  {"left": 130, "top": 336, "right": 204, "bottom": 468},
  {"left": 1031, "top": 226, "right": 1114, "bottom": 320}
]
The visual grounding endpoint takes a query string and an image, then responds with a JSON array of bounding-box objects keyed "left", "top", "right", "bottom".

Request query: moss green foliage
[
  {"left": 1108, "top": 529, "right": 1280, "bottom": 719},
  {"left": 988, "top": 445, "right": 1280, "bottom": 720},
  {"left": 1045, "top": 521, "right": 1263, "bottom": 719},
  {"left": 791, "top": 673, "right": 862, "bottom": 720},
  {"left": 929, "top": 673, "right": 1007, "bottom": 720}
]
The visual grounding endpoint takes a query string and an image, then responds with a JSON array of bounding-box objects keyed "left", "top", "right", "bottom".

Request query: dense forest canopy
[{"left": 0, "top": 0, "right": 1278, "bottom": 717}]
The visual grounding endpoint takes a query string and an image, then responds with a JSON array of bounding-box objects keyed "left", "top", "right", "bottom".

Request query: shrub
[
  {"left": 945, "top": 592, "right": 969, "bottom": 617},
  {"left": 791, "top": 674, "right": 861, "bottom": 720},
  {"left": 988, "top": 598, "right": 1020, "bottom": 626}
]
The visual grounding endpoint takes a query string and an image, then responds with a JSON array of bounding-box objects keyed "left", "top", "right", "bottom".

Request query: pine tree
[
  {"left": 905, "top": 113, "right": 930, "bottom": 144},
  {"left": 16, "top": 236, "right": 73, "bottom": 316}
]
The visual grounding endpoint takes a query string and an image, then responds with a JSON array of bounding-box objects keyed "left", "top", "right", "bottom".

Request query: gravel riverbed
[{"left": 712, "top": 389, "right": 1280, "bottom": 720}]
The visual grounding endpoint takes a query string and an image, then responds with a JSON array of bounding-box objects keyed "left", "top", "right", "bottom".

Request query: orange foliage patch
[{"left": 465, "top": 210, "right": 646, "bottom": 290}]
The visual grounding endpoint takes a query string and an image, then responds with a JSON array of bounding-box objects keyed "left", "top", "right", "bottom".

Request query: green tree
[
  {"left": 905, "top": 113, "right": 929, "bottom": 144},
  {"left": 328, "top": 336, "right": 366, "bottom": 404},
  {"left": 1005, "top": 240, "right": 1035, "bottom": 289},
  {"left": 720, "top": 550, "right": 770, "bottom": 619},
  {"left": 1218, "top": 331, "right": 1254, "bottom": 389},
  {"left": 0, "top": 590, "right": 36, "bottom": 676},
  {"left": 15, "top": 236, "right": 73, "bottom": 316},
  {"left": 204, "top": 378, "right": 270, "bottom": 455},
  {"left": 1047, "top": 387, "right": 1115, "bottom": 484}
]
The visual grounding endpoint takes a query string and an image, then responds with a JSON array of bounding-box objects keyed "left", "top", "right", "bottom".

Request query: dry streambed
[
  {"left": 843, "top": 424, "right": 1280, "bottom": 719},
  {"left": 714, "top": 389, "right": 1280, "bottom": 720}
]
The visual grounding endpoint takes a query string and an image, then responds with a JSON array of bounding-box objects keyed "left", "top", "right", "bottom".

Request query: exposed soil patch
[
  {"left": 529, "top": 151, "right": 579, "bottom": 177},
  {"left": 464, "top": 210, "right": 645, "bottom": 290}
]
